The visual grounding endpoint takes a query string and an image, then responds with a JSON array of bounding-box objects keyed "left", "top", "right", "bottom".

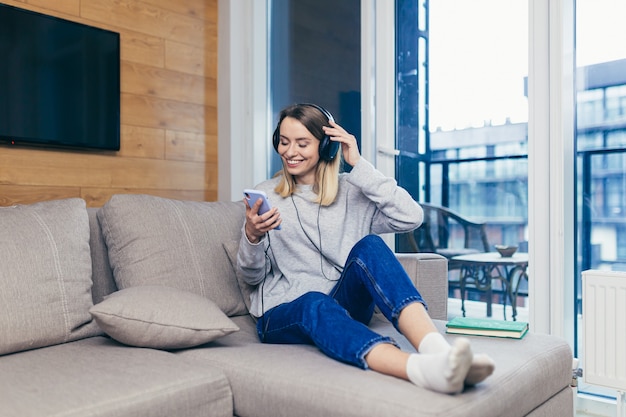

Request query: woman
[{"left": 237, "top": 103, "right": 494, "bottom": 394}]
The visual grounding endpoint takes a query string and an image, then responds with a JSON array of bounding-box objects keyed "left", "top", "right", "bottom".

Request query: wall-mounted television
[{"left": 0, "top": 4, "right": 120, "bottom": 151}]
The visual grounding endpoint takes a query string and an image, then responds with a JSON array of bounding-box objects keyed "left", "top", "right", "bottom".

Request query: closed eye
[{"left": 280, "top": 138, "right": 313, "bottom": 148}]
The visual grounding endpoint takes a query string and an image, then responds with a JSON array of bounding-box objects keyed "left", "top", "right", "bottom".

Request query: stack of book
[{"left": 445, "top": 317, "right": 529, "bottom": 339}]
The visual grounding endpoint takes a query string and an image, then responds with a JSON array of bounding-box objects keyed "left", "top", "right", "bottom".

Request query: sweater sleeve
[
  {"left": 345, "top": 158, "right": 423, "bottom": 234},
  {"left": 236, "top": 224, "right": 271, "bottom": 286}
]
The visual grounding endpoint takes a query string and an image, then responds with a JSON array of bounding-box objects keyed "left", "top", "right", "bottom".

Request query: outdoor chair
[
  {"left": 402, "top": 202, "right": 490, "bottom": 260},
  {"left": 399, "top": 203, "right": 494, "bottom": 309}
]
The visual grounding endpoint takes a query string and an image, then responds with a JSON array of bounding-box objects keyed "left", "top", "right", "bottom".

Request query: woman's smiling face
[{"left": 276, "top": 116, "right": 321, "bottom": 185}]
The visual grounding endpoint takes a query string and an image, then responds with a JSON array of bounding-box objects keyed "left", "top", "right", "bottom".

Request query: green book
[{"left": 446, "top": 317, "right": 529, "bottom": 339}]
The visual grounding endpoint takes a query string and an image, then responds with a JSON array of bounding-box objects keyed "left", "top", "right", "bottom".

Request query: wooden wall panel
[
  {"left": 119, "top": 125, "right": 166, "bottom": 159},
  {"left": 121, "top": 94, "right": 207, "bottom": 132},
  {"left": 81, "top": 0, "right": 205, "bottom": 45},
  {"left": 121, "top": 61, "right": 208, "bottom": 105},
  {"left": 25, "top": 0, "right": 79, "bottom": 15},
  {"left": 166, "top": 41, "right": 210, "bottom": 77},
  {"left": 0, "top": 185, "right": 80, "bottom": 207},
  {"left": 0, "top": 0, "right": 218, "bottom": 207},
  {"left": 81, "top": 187, "right": 207, "bottom": 208},
  {"left": 121, "top": 32, "right": 165, "bottom": 68}
]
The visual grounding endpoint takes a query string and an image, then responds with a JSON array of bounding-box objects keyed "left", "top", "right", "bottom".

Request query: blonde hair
[
  {"left": 274, "top": 156, "right": 341, "bottom": 206},
  {"left": 272, "top": 104, "right": 342, "bottom": 206}
]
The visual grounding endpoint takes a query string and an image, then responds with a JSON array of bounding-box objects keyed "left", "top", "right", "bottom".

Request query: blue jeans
[{"left": 256, "top": 235, "right": 427, "bottom": 369}]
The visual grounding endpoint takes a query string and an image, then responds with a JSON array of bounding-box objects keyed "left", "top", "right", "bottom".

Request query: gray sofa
[{"left": 0, "top": 194, "right": 574, "bottom": 417}]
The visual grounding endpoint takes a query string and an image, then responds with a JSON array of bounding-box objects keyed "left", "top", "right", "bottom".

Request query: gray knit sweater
[{"left": 237, "top": 158, "right": 424, "bottom": 317}]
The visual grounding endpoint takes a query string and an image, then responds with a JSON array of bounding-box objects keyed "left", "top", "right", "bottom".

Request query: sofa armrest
[{"left": 395, "top": 253, "right": 448, "bottom": 321}]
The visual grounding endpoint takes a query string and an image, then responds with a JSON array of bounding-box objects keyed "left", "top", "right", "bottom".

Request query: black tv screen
[{"left": 0, "top": 4, "right": 120, "bottom": 151}]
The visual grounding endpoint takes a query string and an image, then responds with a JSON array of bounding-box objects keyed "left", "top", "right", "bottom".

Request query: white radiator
[{"left": 582, "top": 270, "right": 626, "bottom": 393}]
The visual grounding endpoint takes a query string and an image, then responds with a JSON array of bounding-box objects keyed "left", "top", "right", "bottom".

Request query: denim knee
[{"left": 353, "top": 234, "right": 387, "bottom": 253}]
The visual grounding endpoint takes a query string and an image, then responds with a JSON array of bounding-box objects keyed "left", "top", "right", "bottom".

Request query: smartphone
[{"left": 243, "top": 189, "right": 281, "bottom": 229}]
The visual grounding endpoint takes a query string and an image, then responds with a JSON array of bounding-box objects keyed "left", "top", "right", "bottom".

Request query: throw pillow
[
  {"left": 0, "top": 198, "right": 100, "bottom": 356},
  {"left": 90, "top": 285, "right": 240, "bottom": 349},
  {"left": 97, "top": 194, "right": 247, "bottom": 316},
  {"left": 222, "top": 239, "right": 254, "bottom": 313}
]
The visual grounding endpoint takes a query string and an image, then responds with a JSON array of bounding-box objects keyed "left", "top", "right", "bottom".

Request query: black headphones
[{"left": 272, "top": 103, "right": 340, "bottom": 162}]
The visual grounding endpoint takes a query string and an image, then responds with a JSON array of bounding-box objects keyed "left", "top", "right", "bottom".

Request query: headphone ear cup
[
  {"left": 272, "top": 126, "right": 280, "bottom": 152},
  {"left": 319, "top": 134, "right": 340, "bottom": 161},
  {"left": 311, "top": 104, "right": 338, "bottom": 161}
]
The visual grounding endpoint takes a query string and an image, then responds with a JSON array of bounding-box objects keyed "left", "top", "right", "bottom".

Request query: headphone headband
[{"left": 304, "top": 103, "right": 334, "bottom": 124}]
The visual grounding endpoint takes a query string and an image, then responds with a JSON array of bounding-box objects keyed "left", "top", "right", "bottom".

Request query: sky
[
  {"left": 428, "top": 0, "right": 626, "bottom": 131},
  {"left": 575, "top": 0, "right": 626, "bottom": 66}
]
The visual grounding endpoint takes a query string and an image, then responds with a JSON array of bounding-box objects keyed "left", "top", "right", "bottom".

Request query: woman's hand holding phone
[{"left": 243, "top": 189, "right": 282, "bottom": 243}]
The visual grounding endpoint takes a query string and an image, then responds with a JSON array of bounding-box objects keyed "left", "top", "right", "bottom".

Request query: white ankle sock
[
  {"left": 406, "top": 337, "right": 472, "bottom": 394},
  {"left": 418, "top": 332, "right": 495, "bottom": 387},
  {"left": 465, "top": 353, "right": 496, "bottom": 385},
  {"left": 418, "top": 332, "right": 451, "bottom": 354}
]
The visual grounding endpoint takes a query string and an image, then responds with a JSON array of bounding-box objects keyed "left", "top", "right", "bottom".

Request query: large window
[
  {"left": 575, "top": 0, "right": 626, "bottom": 401},
  {"left": 394, "top": 0, "right": 625, "bottom": 403},
  {"left": 396, "top": 0, "right": 530, "bottom": 321}
]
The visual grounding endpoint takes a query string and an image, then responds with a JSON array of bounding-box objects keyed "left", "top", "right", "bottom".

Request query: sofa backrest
[
  {"left": 1, "top": 199, "right": 102, "bottom": 356},
  {"left": 86, "top": 195, "right": 447, "bottom": 322},
  {"left": 88, "top": 195, "right": 249, "bottom": 317}
]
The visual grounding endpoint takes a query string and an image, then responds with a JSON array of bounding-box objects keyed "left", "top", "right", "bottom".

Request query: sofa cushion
[
  {"left": 223, "top": 239, "right": 254, "bottom": 313},
  {"left": 0, "top": 336, "right": 233, "bottom": 417},
  {"left": 90, "top": 285, "right": 240, "bottom": 349},
  {"left": 0, "top": 198, "right": 100, "bottom": 356},
  {"left": 97, "top": 194, "right": 247, "bottom": 316}
]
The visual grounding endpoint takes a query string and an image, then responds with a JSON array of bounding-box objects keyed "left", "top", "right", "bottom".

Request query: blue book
[{"left": 446, "top": 317, "right": 529, "bottom": 339}]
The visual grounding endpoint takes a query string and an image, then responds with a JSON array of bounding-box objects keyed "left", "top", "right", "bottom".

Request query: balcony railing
[
  {"left": 419, "top": 146, "right": 626, "bottom": 321},
  {"left": 579, "top": 147, "right": 626, "bottom": 272}
]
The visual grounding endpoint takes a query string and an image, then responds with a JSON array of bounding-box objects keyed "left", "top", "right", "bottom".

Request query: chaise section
[
  {"left": 176, "top": 315, "right": 572, "bottom": 417},
  {"left": 0, "top": 337, "right": 233, "bottom": 417},
  {"left": 372, "top": 319, "right": 573, "bottom": 417}
]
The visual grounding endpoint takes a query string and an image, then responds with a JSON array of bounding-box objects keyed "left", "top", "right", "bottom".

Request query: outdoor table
[{"left": 451, "top": 252, "right": 529, "bottom": 321}]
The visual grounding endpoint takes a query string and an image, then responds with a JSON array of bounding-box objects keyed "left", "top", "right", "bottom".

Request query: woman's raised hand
[{"left": 323, "top": 120, "right": 361, "bottom": 167}]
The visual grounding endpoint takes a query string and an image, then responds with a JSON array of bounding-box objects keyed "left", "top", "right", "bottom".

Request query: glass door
[
  {"left": 396, "top": 0, "right": 530, "bottom": 321},
  {"left": 575, "top": 0, "right": 626, "bottom": 400}
]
